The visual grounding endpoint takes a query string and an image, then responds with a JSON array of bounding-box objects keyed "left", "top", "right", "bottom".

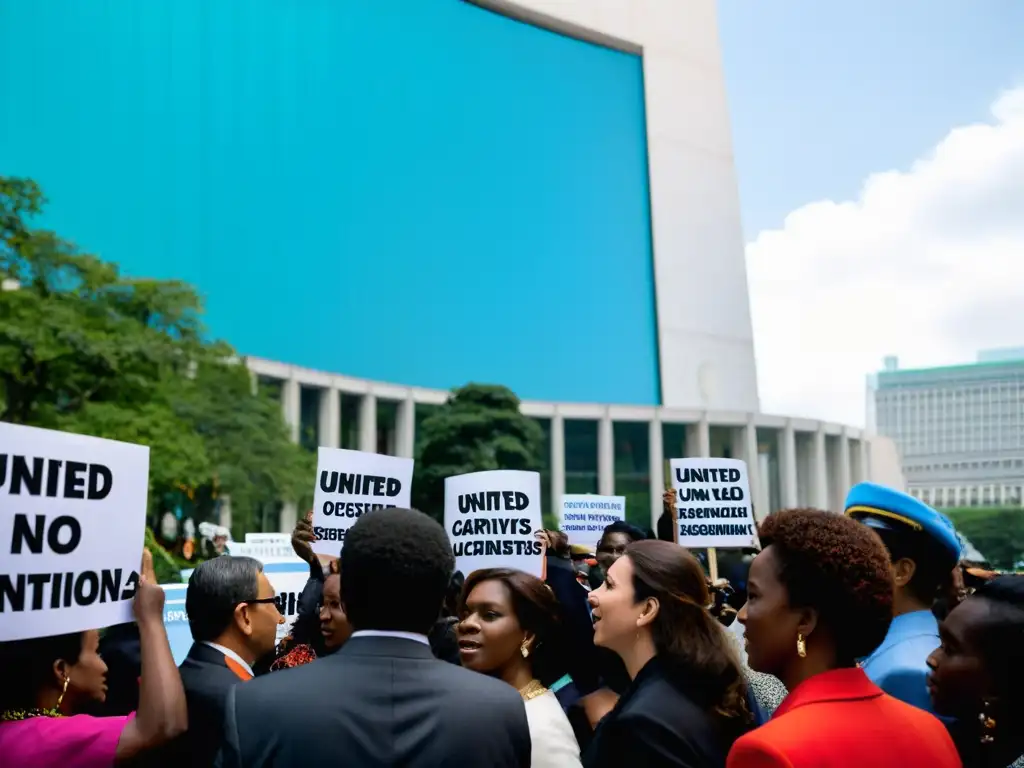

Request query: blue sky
[{"left": 718, "top": 0, "right": 1024, "bottom": 237}]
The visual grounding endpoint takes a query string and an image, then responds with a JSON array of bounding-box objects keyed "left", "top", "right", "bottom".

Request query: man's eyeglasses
[{"left": 241, "top": 597, "right": 279, "bottom": 607}]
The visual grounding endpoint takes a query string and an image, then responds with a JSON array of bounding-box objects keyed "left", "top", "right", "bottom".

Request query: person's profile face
[
  {"left": 596, "top": 532, "right": 631, "bottom": 572},
  {"left": 456, "top": 579, "right": 527, "bottom": 675},
  {"left": 926, "top": 598, "right": 991, "bottom": 717},
  {"left": 319, "top": 574, "right": 352, "bottom": 651},
  {"left": 738, "top": 546, "right": 801, "bottom": 677},
  {"left": 245, "top": 571, "right": 284, "bottom": 657},
  {"left": 61, "top": 629, "right": 109, "bottom": 710},
  {"left": 588, "top": 555, "right": 643, "bottom": 657}
]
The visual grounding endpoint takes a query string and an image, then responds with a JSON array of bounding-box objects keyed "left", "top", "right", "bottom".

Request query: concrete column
[
  {"left": 859, "top": 439, "right": 870, "bottom": 483},
  {"left": 743, "top": 414, "right": 767, "bottom": 520},
  {"left": 319, "top": 387, "right": 340, "bottom": 449},
  {"left": 218, "top": 495, "right": 232, "bottom": 532},
  {"left": 837, "top": 430, "right": 852, "bottom": 510},
  {"left": 359, "top": 393, "right": 377, "bottom": 453},
  {"left": 396, "top": 393, "right": 416, "bottom": 458},
  {"left": 279, "top": 502, "right": 298, "bottom": 535},
  {"left": 282, "top": 377, "right": 301, "bottom": 444},
  {"left": 812, "top": 425, "right": 828, "bottom": 509},
  {"left": 598, "top": 410, "right": 614, "bottom": 496},
  {"left": 649, "top": 415, "right": 664, "bottom": 531},
  {"left": 551, "top": 413, "right": 566, "bottom": 519},
  {"left": 778, "top": 421, "right": 798, "bottom": 508},
  {"left": 686, "top": 414, "right": 711, "bottom": 458}
]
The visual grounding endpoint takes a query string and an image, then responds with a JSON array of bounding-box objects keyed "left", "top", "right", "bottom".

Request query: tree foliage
[
  {"left": 945, "top": 507, "right": 1024, "bottom": 571},
  {"left": 0, "top": 176, "right": 314, "bottom": 536},
  {"left": 413, "top": 384, "right": 544, "bottom": 521}
]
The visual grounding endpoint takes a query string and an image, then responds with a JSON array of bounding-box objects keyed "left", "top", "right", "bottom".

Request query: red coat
[{"left": 727, "top": 668, "right": 961, "bottom": 768}]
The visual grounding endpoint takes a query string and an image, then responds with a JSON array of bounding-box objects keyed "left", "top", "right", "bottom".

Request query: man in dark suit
[
  {"left": 158, "top": 555, "right": 284, "bottom": 766},
  {"left": 216, "top": 508, "right": 531, "bottom": 767}
]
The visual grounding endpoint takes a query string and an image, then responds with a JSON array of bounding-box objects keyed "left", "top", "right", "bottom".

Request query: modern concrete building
[
  {"left": 1, "top": 0, "right": 903, "bottom": 532},
  {"left": 872, "top": 351, "right": 1024, "bottom": 509}
]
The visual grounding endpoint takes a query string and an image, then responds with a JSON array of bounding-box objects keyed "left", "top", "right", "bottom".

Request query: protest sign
[
  {"left": 444, "top": 470, "right": 543, "bottom": 578},
  {"left": 670, "top": 458, "right": 755, "bottom": 549},
  {"left": 228, "top": 533, "right": 295, "bottom": 562},
  {"left": 0, "top": 423, "right": 150, "bottom": 642},
  {"left": 310, "top": 448, "right": 413, "bottom": 557},
  {"left": 559, "top": 494, "right": 625, "bottom": 551}
]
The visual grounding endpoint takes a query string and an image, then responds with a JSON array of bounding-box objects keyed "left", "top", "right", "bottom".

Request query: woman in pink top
[{"left": 0, "top": 573, "right": 187, "bottom": 767}]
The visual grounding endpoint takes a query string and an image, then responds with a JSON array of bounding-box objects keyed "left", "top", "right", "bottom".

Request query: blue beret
[{"left": 844, "top": 482, "right": 961, "bottom": 566}]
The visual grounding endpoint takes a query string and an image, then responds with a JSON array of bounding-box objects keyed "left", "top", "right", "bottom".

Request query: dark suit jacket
[
  {"left": 156, "top": 643, "right": 252, "bottom": 767},
  {"left": 216, "top": 634, "right": 531, "bottom": 768},
  {"left": 582, "top": 657, "right": 735, "bottom": 768}
]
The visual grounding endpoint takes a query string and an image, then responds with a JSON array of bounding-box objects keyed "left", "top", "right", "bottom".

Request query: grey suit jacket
[{"left": 216, "top": 634, "right": 531, "bottom": 768}]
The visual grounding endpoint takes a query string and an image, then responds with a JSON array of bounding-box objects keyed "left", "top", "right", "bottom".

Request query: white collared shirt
[
  {"left": 349, "top": 630, "right": 430, "bottom": 646},
  {"left": 202, "top": 641, "right": 255, "bottom": 677}
]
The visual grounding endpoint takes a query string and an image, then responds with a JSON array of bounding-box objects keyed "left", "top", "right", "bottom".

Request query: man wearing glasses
[{"left": 155, "top": 556, "right": 284, "bottom": 767}]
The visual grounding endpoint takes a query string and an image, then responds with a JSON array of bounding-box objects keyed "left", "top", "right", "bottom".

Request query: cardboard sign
[
  {"left": 0, "top": 424, "right": 150, "bottom": 641},
  {"left": 559, "top": 494, "right": 625, "bottom": 551},
  {"left": 310, "top": 448, "right": 413, "bottom": 556},
  {"left": 228, "top": 533, "right": 295, "bottom": 562},
  {"left": 670, "top": 458, "right": 756, "bottom": 549},
  {"left": 444, "top": 470, "right": 543, "bottom": 578}
]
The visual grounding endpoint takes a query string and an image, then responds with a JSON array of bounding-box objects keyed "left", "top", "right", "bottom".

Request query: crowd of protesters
[{"left": 1, "top": 482, "right": 1022, "bottom": 767}]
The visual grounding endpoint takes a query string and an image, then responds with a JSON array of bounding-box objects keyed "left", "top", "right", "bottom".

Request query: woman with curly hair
[
  {"left": 584, "top": 540, "right": 753, "bottom": 768},
  {"left": 727, "top": 508, "right": 960, "bottom": 767}
]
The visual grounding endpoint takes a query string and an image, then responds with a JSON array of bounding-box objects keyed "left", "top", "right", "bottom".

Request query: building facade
[
  {"left": 873, "top": 352, "right": 1024, "bottom": 508},
  {"left": 1, "top": 0, "right": 903, "bottom": 532}
]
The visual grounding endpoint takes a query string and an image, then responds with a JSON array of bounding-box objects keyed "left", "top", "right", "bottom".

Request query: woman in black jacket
[{"left": 584, "top": 540, "right": 753, "bottom": 768}]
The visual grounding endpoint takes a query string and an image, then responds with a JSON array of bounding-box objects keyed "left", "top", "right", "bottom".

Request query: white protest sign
[
  {"left": 224, "top": 532, "right": 295, "bottom": 562},
  {"left": 559, "top": 494, "right": 625, "bottom": 551},
  {"left": 670, "top": 457, "right": 756, "bottom": 549},
  {"left": 263, "top": 562, "right": 312, "bottom": 643},
  {"left": 0, "top": 424, "right": 150, "bottom": 641},
  {"left": 445, "top": 470, "right": 543, "bottom": 578},
  {"left": 311, "top": 448, "right": 413, "bottom": 556}
]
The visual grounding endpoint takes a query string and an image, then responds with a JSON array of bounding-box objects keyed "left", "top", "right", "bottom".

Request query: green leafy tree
[
  {"left": 413, "top": 384, "right": 544, "bottom": 522},
  {"left": 0, "top": 176, "right": 313, "bottom": 536},
  {"left": 945, "top": 507, "right": 1024, "bottom": 571}
]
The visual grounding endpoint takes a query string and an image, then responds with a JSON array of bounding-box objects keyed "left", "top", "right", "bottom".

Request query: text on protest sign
[
  {"left": 559, "top": 495, "right": 625, "bottom": 550},
  {"left": 444, "top": 470, "right": 543, "bottom": 578},
  {"left": 0, "top": 424, "right": 150, "bottom": 642},
  {"left": 311, "top": 448, "right": 413, "bottom": 556},
  {"left": 670, "top": 458, "right": 755, "bottom": 549}
]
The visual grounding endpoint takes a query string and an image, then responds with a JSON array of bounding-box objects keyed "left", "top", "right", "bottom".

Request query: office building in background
[
  {"left": 872, "top": 350, "right": 1024, "bottom": 508},
  {"left": 0, "top": 0, "right": 904, "bottom": 532}
]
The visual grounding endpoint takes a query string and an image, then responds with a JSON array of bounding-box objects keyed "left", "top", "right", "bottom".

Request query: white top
[
  {"left": 202, "top": 641, "right": 254, "bottom": 677},
  {"left": 349, "top": 630, "right": 430, "bottom": 646},
  {"left": 524, "top": 690, "right": 582, "bottom": 768}
]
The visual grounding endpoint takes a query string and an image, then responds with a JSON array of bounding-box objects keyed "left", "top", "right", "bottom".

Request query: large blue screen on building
[{"left": 0, "top": 0, "right": 660, "bottom": 405}]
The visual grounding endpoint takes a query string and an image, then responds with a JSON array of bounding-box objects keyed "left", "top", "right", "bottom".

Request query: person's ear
[
  {"left": 892, "top": 558, "right": 917, "bottom": 588},
  {"left": 522, "top": 631, "right": 537, "bottom": 655},
  {"left": 51, "top": 659, "right": 67, "bottom": 687},
  {"left": 234, "top": 603, "right": 254, "bottom": 638},
  {"left": 636, "top": 596, "right": 660, "bottom": 629},
  {"left": 796, "top": 606, "right": 819, "bottom": 640}
]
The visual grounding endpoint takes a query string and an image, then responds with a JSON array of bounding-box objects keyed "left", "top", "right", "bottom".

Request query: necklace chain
[
  {"left": 518, "top": 679, "right": 548, "bottom": 702},
  {"left": 1, "top": 707, "right": 63, "bottom": 722}
]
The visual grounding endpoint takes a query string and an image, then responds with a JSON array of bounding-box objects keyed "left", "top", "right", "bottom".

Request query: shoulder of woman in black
[{"left": 583, "top": 658, "right": 738, "bottom": 768}]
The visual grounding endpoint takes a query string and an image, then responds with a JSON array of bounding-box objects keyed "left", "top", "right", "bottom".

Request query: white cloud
[{"left": 747, "top": 86, "right": 1024, "bottom": 428}]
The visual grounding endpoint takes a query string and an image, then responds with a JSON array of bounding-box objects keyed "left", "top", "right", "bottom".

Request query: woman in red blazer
[{"left": 726, "top": 508, "right": 961, "bottom": 768}]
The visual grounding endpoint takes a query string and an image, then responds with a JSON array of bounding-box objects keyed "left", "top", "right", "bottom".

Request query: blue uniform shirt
[{"left": 860, "top": 610, "right": 939, "bottom": 714}]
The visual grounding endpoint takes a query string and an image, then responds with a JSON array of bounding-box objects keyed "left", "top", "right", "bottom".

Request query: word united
[
  {"left": 1, "top": 455, "right": 139, "bottom": 613},
  {"left": 452, "top": 491, "right": 542, "bottom": 558},
  {"left": 314, "top": 471, "right": 403, "bottom": 542}
]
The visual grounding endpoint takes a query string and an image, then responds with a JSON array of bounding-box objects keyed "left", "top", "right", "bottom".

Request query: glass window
[
  {"left": 614, "top": 421, "right": 650, "bottom": 530},
  {"left": 662, "top": 423, "right": 687, "bottom": 486},
  {"left": 299, "top": 386, "right": 320, "bottom": 451},
  {"left": 340, "top": 394, "right": 361, "bottom": 450},
  {"left": 377, "top": 400, "right": 398, "bottom": 455},
  {"left": 532, "top": 418, "right": 554, "bottom": 529},
  {"left": 565, "top": 420, "right": 598, "bottom": 495}
]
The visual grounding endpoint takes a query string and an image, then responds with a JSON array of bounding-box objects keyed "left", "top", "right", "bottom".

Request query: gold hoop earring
[
  {"left": 796, "top": 633, "right": 807, "bottom": 659},
  {"left": 520, "top": 640, "right": 530, "bottom": 659},
  {"left": 56, "top": 675, "right": 70, "bottom": 709}
]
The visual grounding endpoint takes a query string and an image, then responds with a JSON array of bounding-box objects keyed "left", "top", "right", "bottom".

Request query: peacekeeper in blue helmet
[{"left": 844, "top": 482, "right": 961, "bottom": 714}]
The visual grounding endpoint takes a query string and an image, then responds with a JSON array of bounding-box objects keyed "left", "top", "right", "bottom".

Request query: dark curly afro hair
[
  {"left": 340, "top": 507, "right": 455, "bottom": 635},
  {"left": 759, "top": 508, "right": 894, "bottom": 665}
]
